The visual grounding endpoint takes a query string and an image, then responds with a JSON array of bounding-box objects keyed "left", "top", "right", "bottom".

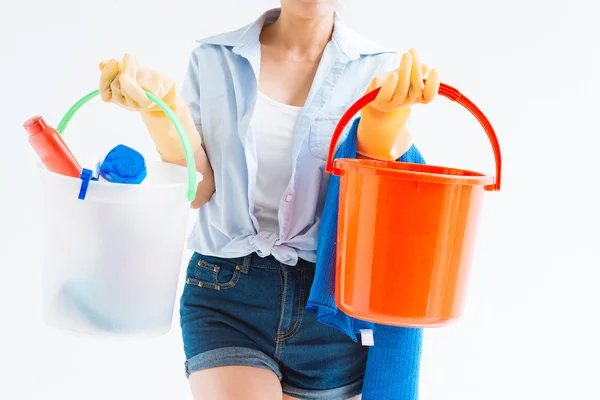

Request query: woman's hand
[
  {"left": 99, "top": 54, "right": 178, "bottom": 113},
  {"left": 98, "top": 53, "right": 202, "bottom": 163},
  {"left": 368, "top": 49, "right": 440, "bottom": 112},
  {"left": 357, "top": 49, "right": 440, "bottom": 161}
]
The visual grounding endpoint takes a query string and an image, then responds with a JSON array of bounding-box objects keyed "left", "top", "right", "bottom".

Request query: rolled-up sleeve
[{"left": 181, "top": 48, "right": 204, "bottom": 144}]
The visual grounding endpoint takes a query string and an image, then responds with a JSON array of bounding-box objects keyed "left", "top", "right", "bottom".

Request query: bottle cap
[
  {"left": 23, "top": 116, "right": 47, "bottom": 135},
  {"left": 99, "top": 144, "right": 147, "bottom": 184}
]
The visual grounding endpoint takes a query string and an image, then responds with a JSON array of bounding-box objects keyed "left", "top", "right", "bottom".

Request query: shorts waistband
[{"left": 196, "top": 252, "right": 314, "bottom": 271}]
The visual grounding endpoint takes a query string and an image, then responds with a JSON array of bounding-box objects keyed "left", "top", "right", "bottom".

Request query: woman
[{"left": 99, "top": 1, "right": 439, "bottom": 399}]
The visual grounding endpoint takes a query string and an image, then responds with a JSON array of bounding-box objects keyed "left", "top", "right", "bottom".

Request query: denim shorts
[{"left": 179, "top": 252, "right": 368, "bottom": 399}]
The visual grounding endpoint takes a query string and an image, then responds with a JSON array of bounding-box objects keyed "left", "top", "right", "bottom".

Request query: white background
[{"left": 1, "top": 0, "right": 599, "bottom": 399}]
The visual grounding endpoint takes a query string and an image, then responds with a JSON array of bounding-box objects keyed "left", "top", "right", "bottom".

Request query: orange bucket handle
[{"left": 325, "top": 82, "right": 502, "bottom": 191}]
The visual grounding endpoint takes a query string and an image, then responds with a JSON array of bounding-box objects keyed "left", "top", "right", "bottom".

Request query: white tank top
[{"left": 251, "top": 92, "right": 302, "bottom": 233}]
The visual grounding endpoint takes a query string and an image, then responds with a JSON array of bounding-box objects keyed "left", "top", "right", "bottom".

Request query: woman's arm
[
  {"left": 357, "top": 107, "right": 413, "bottom": 160},
  {"left": 141, "top": 97, "right": 216, "bottom": 209},
  {"left": 165, "top": 145, "right": 215, "bottom": 209},
  {"left": 99, "top": 54, "right": 216, "bottom": 208}
]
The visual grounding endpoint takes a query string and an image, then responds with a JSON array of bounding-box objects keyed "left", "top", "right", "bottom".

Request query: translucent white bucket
[
  {"left": 38, "top": 89, "right": 200, "bottom": 338},
  {"left": 40, "top": 161, "right": 196, "bottom": 337}
]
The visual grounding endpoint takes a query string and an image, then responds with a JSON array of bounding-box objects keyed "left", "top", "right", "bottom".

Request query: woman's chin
[{"left": 282, "top": 0, "right": 337, "bottom": 19}]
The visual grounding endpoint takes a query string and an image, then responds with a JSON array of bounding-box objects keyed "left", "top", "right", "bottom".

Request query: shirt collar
[{"left": 196, "top": 8, "right": 392, "bottom": 61}]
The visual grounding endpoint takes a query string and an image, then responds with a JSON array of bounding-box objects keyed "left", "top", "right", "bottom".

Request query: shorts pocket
[{"left": 186, "top": 255, "right": 242, "bottom": 291}]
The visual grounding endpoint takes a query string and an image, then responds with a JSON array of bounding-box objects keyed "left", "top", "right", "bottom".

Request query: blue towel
[{"left": 306, "top": 118, "right": 426, "bottom": 400}]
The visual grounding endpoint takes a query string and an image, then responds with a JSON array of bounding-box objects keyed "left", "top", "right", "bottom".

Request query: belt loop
[{"left": 239, "top": 254, "right": 252, "bottom": 274}]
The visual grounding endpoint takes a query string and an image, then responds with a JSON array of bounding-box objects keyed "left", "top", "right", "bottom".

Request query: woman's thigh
[{"left": 190, "top": 366, "right": 282, "bottom": 400}]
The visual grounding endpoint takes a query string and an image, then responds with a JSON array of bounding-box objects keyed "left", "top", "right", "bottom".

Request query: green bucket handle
[{"left": 56, "top": 90, "right": 197, "bottom": 201}]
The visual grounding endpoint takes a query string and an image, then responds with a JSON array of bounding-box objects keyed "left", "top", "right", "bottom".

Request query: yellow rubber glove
[
  {"left": 357, "top": 49, "right": 440, "bottom": 161},
  {"left": 99, "top": 54, "right": 202, "bottom": 162}
]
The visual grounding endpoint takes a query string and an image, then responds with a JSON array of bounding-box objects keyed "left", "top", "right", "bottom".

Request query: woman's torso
[
  {"left": 181, "top": 9, "right": 402, "bottom": 265},
  {"left": 252, "top": 92, "right": 302, "bottom": 233}
]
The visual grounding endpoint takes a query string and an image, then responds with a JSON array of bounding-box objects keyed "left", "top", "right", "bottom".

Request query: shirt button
[{"left": 285, "top": 194, "right": 293, "bottom": 203}]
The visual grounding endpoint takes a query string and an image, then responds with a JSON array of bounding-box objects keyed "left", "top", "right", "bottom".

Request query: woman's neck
[{"left": 260, "top": 9, "right": 334, "bottom": 61}]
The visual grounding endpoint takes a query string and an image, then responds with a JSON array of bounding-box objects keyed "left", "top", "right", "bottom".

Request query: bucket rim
[
  {"left": 333, "top": 158, "right": 495, "bottom": 187},
  {"left": 37, "top": 160, "right": 200, "bottom": 190}
]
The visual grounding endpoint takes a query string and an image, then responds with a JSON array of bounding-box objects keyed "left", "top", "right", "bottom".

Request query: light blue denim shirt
[{"left": 182, "top": 8, "right": 402, "bottom": 265}]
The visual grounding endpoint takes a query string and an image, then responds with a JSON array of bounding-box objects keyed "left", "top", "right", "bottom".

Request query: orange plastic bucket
[{"left": 326, "top": 83, "right": 502, "bottom": 328}]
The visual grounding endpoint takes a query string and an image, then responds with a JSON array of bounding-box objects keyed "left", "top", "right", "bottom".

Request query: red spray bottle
[{"left": 24, "top": 116, "right": 81, "bottom": 178}]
